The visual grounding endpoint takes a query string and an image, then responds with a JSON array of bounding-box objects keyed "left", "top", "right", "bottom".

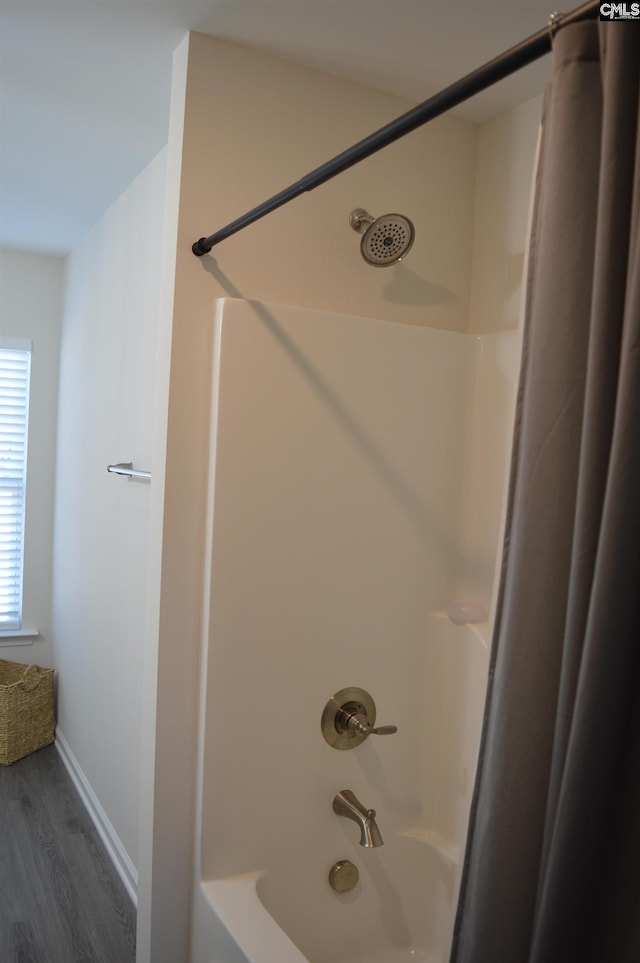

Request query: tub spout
[{"left": 332, "top": 789, "right": 384, "bottom": 848}]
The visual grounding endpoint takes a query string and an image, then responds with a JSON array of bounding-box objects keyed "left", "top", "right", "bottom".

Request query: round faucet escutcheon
[{"left": 321, "top": 687, "right": 398, "bottom": 749}]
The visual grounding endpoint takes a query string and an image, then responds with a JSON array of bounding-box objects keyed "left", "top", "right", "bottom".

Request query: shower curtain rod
[{"left": 192, "top": 0, "right": 600, "bottom": 257}]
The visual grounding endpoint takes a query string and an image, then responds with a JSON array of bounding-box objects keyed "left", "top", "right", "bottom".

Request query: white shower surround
[{"left": 192, "top": 299, "right": 520, "bottom": 963}]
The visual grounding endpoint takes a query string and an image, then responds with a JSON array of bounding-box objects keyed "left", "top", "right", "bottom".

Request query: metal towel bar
[{"left": 107, "top": 462, "right": 151, "bottom": 480}]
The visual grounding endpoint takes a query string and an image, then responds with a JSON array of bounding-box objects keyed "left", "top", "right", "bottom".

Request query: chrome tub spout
[{"left": 332, "top": 789, "right": 384, "bottom": 848}]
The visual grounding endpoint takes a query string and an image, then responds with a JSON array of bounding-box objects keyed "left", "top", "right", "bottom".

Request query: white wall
[
  {"left": 469, "top": 95, "right": 542, "bottom": 335},
  {"left": 0, "top": 248, "right": 65, "bottom": 663},
  {"left": 52, "top": 147, "right": 167, "bottom": 883},
  {"left": 176, "top": 34, "right": 478, "bottom": 332},
  {"left": 139, "top": 32, "right": 480, "bottom": 963},
  {"left": 458, "top": 95, "right": 542, "bottom": 609}
]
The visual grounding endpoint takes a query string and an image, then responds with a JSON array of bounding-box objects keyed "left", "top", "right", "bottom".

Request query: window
[{"left": 0, "top": 340, "right": 31, "bottom": 632}]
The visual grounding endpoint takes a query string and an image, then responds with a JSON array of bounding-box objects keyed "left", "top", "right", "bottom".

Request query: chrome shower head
[{"left": 349, "top": 208, "right": 415, "bottom": 267}]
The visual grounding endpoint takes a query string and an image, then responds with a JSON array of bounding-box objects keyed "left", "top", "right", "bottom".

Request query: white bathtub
[
  {"left": 199, "top": 831, "right": 458, "bottom": 963},
  {"left": 190, "top": 300, "right": 516, "bottom": 963}
]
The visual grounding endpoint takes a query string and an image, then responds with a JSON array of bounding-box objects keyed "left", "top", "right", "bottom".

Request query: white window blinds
[{"left": 0, "top": 343, "right": 31, "bottom": 631}]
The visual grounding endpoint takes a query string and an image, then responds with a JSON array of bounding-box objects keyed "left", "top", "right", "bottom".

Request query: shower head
[{"left": 349, "top": 208, "right": 415, "bottom": 267}]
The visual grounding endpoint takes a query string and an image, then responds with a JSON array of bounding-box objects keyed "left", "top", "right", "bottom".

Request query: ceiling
[{"left": 0, "top": 1, "right": 557, "bottom": 256}]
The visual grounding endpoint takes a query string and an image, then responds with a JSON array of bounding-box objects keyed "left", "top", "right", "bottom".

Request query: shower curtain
[{"left": 451, "top": 22, "right": 640, "bottom": 963}]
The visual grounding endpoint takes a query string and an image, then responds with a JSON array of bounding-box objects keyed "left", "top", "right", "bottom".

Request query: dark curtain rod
[{"left": 192, "top": 0, "right": 600, "bottom": 256}]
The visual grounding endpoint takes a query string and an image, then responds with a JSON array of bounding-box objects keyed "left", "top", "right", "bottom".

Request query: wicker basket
[{"left": 0, "top": 659, "right": 55, "bottom": 765}]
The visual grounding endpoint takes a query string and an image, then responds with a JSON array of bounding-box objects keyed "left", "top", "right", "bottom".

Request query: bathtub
[
  {"left": 191, "top": 300, "right": 516, "bottom": 963},
  {"left": 199, "top": 831, "right": 458, "bottom": 962}
]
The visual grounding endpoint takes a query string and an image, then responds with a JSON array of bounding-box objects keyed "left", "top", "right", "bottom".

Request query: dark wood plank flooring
[{"left": 0, "top": 744, "right": 136, "bottom": 962}]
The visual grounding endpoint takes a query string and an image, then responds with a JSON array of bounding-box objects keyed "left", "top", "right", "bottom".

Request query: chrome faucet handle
[{"left": 342, "top": 711, "right": 398, "bottom": 737}]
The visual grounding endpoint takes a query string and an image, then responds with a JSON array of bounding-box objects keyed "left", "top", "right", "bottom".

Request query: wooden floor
[{"left": 0, "top": 744, "right": 136, "bottom": 962}]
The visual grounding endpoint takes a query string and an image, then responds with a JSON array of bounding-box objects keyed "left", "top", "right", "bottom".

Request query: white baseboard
[{"left": 55, "top": 728, "right": 138, "bottom": 906}]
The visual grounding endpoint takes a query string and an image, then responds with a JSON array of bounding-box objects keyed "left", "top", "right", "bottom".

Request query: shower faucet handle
[
  {"left": 337, "top": 709, "right": 398, "bottom": 737},
  {"left": 321, "top": 687, "right": 398, "bottom": 749}
]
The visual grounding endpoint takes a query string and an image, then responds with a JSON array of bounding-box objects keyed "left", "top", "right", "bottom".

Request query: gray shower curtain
[{"left": 451, "top": 22, "right": 640, "bottom": 963}]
